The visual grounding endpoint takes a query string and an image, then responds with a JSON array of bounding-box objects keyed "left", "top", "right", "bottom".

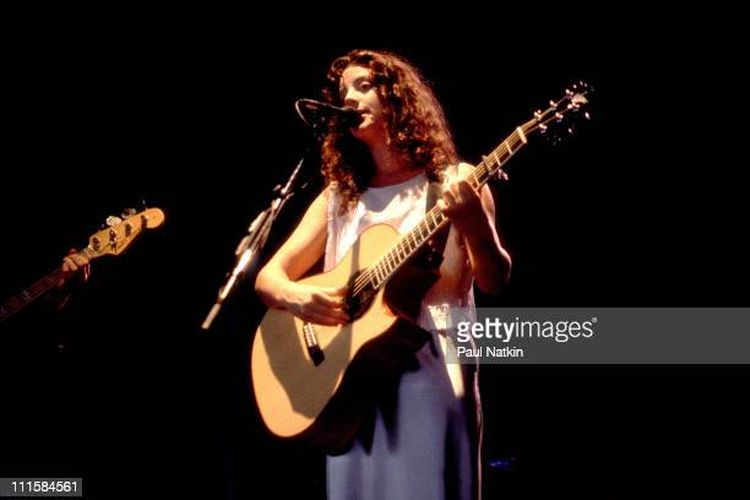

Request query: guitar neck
[
  {"left": 364, "top": 118, "right": 535, "bottom": 290},
  {"left": 0, "top": 207, "right": 166, "bottom": 323},
  {"left": 0, "top": 247, "right": 93, "bottom": 323}
]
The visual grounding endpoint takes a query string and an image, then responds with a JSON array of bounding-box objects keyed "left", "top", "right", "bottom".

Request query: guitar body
[{"left": 251, "top": 223, "right": 437, "bottom": 452}]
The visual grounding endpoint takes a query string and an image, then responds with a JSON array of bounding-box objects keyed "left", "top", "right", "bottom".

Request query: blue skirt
[{"left": 327, "top": 334, "right": 481, "bottom": 500}]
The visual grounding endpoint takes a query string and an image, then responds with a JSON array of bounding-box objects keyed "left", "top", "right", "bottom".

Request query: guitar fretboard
[
  {"left": 351, "top": 118, "right": 535, "bottom": 295},
  {"left": 0, "top": 246, "right": 95, "bottom": 322}
]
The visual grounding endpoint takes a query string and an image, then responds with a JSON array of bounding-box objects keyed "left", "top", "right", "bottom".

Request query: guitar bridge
[{"left": 303, "top": 322, "right": 325, "bottom": 366}]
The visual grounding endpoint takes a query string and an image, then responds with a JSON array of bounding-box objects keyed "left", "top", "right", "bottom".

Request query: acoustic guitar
[{"left": 251, "top": 84, "right": 590, "bottom": 451}]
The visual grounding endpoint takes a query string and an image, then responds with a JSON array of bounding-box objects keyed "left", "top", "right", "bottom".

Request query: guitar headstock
[
  {"left": 532, "top": 81, "right": 592, "bottom": 143},
  {"left": 470, "top": 82, "right": 593, "bottom": 185},
  {"left": 86, "top": 207, "right": 165, "bottom": 258}
]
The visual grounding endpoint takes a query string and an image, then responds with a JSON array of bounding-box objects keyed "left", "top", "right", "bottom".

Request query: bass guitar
[{"left": 0, "top": 207, "right": 165, "bottom": 322}]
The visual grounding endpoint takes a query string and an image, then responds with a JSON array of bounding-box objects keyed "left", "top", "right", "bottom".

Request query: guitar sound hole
[{"left": 345, "top": 272, "right": 377, "bottom": 321}]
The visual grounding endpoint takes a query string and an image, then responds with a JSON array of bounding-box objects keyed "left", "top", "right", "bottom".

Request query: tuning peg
[
  {"left": 121, "top": 207, "right": 137, "bottom": 218},
  {"left": 106, "top": 215, "right": 123, "bottom": 227}
]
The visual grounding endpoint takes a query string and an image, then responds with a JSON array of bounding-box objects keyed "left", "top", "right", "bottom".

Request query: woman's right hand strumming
[{"left": 279, "top": 282, "right": 349, "bottom": 326}]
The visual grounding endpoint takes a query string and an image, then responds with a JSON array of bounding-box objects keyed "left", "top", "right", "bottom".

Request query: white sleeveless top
[{"left": 324, "top": 170, "right": 476, "bottom": 336}]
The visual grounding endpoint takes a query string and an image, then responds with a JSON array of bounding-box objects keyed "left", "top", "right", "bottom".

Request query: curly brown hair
[{"left": 320, "top": 50, "right": 459, "bottom": 214}]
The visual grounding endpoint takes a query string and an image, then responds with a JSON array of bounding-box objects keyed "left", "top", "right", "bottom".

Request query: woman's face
[{"left": 339, "top": 64, "right": 387, "bottom": 143}]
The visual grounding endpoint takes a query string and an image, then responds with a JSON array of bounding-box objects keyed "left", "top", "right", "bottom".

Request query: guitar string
[
  {"left": 349, "top": 127, "right": 527, "bottom": 296},
  {"left": 349, "top": 90, "right": 587, "bottom": 296},
  {"left": 348, "top": 100, "right": 571, "bottom": 296},
  {"left": 345, "top": 91, "right": 587, "bottom": 301},
  {"left": 349, "top": 158, "right": 490, "bottom": 295},
  {"left": 349, "top": 128, "right": 528, "bottom": 296}
]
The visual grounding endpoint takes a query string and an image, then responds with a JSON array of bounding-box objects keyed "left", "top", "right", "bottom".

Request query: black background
[{"left": 1, "top": 9, "right": 748, "bottom": 499}]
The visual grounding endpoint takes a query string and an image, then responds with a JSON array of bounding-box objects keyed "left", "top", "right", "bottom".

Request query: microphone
[{"left": 295, "top": 98, "right": 363, "bottom": 128}]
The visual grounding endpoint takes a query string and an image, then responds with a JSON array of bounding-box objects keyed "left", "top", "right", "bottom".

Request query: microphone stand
[
  {"left": 201, "top": 149, "right": 311, "bottom": 330},
  {"left": 202, "top": 99, "right": 331, "bottom": 330}
]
